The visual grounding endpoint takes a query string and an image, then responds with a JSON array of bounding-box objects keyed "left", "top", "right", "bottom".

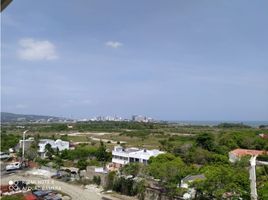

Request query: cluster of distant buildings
[
  {"left": 132, "top": 115, "right": 154, "bottom": 123},
  {"left": 10, "top": 115, "right": 155, "bottom": 124},
  {"left": 7, "top": 117, "right": 74, "bottom": 124},
  {"left": 87, "top": 115, "right": 124, "bottom": 122},
  {"left": 78, "top": 115, "right": 154, "bottom": 123},
  {"left": 2, "top": 112, "right": 156, "bottom": 124}
]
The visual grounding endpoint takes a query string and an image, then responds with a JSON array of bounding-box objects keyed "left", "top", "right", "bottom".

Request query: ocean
[{"left": 167, "top": 121, "right": 268, "bottom": 127}]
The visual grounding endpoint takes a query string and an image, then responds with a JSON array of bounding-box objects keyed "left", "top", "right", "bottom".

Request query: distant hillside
[{"left": 0, "top": 112, "right": 69, "bottom": 123}]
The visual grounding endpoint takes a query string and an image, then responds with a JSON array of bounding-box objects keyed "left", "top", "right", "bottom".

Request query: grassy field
[{"left": 2, "top": 121, "right": 268, "bottom": 152}]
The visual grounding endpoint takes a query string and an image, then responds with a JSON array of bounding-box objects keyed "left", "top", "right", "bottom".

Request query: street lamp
[{"left": 22, "top": 130, "right": 28, "bottom": 161}]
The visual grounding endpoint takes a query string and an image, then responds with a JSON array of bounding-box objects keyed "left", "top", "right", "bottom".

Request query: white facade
[
  {"left": 112, "top": 146, "right": 164, "bottom": 166},
  {"left": 18, "top": 137, "right": 34, "bottom": 147},
  {"left": 38, "top": 139, "right": 69, "bottom": 154},
  {"left": 228, "top": 152, "right": 239, "bottom": 163},
  {"left": 132, "top": 115, "right": 153, "bottom": 123}
]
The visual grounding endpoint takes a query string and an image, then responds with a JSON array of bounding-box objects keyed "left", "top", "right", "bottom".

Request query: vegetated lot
[
  {"left": 1, "top": 121, "right": 268, "bottom": 152},
  {"left": 1, "top": 122, "right": 216, "bottom": 149},
  {"left": 1, "top": 121, "right": 268, "bottom": 199}
]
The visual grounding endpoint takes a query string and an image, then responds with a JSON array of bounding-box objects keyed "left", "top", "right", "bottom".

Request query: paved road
[{"left": 1, "top": 173, "right": 102, "bottom": 200}]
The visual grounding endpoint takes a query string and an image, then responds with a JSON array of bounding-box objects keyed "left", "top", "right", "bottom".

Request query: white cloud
[
  {"left": 18, "top": 38, "right": 58, "bottom": 61},
  {"left": 105, "top": 41, "right": 123, "bottom": 48}
]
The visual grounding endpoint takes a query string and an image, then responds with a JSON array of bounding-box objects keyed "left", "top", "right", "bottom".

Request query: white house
[
  {"left": 111, "top": 146, "right": 164, "bottom": 168},
  {"left": 38, "top": 139, "right": 69, "bottom": 158}
]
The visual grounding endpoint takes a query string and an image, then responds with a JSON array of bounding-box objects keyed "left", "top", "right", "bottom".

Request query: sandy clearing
[{"left": 61, "top": 132, "right": 118, "bottom": 137}]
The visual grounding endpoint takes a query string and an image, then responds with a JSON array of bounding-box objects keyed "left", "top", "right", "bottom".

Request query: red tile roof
[
  {"left": 230, "top": 149, "right": 267, "bottom": 157},
  {"left": 259, "top": 134, "right": 268, "bottom": 139}
]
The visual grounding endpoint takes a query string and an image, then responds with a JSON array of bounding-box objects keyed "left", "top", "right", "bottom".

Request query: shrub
[
  {"left": 105, "top": 171, "right": 116, "bottom": 190},
  {"left": 93, "top": 175, "right": 101, "bottom": 185},
  {"left": 258, "top": 154, "right": 268, "bottom": 162}
]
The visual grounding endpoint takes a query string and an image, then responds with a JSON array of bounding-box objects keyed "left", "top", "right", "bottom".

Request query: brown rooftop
[{"left": 230, "top": 149, "right": 267, "bottom": 157}]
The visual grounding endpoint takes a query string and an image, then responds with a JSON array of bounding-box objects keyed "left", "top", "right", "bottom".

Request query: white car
[
  {"left": 0, "top": 152, "right": 11, "bottom": 160},
  {"left": 6, "top": 162, "right": 21, "bottom": 171}
]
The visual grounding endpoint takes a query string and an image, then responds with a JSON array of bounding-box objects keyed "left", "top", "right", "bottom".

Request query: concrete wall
[
  {"left": 80, "top": 166, "right": 108, "bottom": 187},
  {"left": 144, "top": 187, "right": 183, "bottom": 200}
]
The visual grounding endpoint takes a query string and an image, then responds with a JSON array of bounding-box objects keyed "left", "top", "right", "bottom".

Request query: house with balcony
[{"left": 111, "top": 146, "right": 164, "bottom": 168}]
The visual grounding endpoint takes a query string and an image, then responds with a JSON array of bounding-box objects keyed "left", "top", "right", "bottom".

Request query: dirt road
[{"left": 1, "top": 174, "right": 102, "bottom": 200}]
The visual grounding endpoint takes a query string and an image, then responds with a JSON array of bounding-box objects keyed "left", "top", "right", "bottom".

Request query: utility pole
[
  {"left": 249, "top": 155, "right": 258, "bottom": 200},
  {"left": 22, "top": 130, "right": 28, "bottom": 162}
]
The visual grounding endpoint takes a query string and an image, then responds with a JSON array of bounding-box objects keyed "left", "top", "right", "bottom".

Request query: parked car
[
  {"left": 0, "top": 152, "right": 11, "bottom": 160},
  {"left": 60, "top": 175, "right": 70, "bottom": 182},
  {"left": 51, "top": 173, "right": 61, "bottom": 179},
  {"left": 6, "top": 162, "right": 22, "bottom": 171}
]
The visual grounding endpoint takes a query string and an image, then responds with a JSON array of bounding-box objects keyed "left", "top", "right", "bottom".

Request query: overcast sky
[{"left": 1, "top": 0, "right": 268, "bottom": 121}]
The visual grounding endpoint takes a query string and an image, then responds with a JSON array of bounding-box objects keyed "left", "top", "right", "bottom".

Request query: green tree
[
  {"left": 185, "top": 147, "right": 210, "bottom": 165},
  {"left": 112, "top": 176, "right": 136, "bottom": 196},
  {"left": 25, "top": 147, "right": 38, "bottom": 160},
  {"left": 121, "top": 163, "right": 140, "bottom": 177},
  {"left": 60, "top": 134, "right": 69, "bottom": 141},
  {"left": 54, "top": 157, "right": 63, "bottom": 169},
  {"left": 194, "top": 165, "right": 250, "bottom": 199},
  {"left": 259, "top": 180, "right": 268, "bottom": 200},
  {"left": 105, "top": 171, "right": 116, "bottom": 190},
  {"left": 93, "top": 175, "right": 101, "bottom": 185},
  {"left": 147, "top": 153, "right": 188, "bottom": 197},
  {"left": 45, "top": 143, "right": 54, "bottom": 159},
  {"left": 1, "top": 133, "right": 20, "bottom": 152},
  {"left": 135, "top": 180, "right": 146, "bottom": 200},
  {"left": 95, "top": 142, "right": 111, "bottom": 162},
  {"left": 196, "top": 133, "right": 215, "bottom": 151},
  {"left": 159, "top": 139, "right": 174, "bottom": 152},
  {"left": 77, "top": 159, "right": 88, "bottom": 170},
  {"left": 1, "top": 195, "right": 24, "bottom": 200},
  {"left": 218, "top": 135, "right": 238, "bottom": 150}
]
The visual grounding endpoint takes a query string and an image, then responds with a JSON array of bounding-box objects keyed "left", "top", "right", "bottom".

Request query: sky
[{"left": 1, "top": 0, "right": 268, "bottom": 121}]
